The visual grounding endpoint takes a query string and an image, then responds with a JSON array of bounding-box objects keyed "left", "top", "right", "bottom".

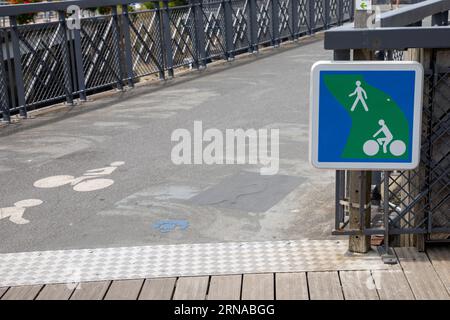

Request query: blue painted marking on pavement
[{"left": 153, "top": 220, "right": 190, "bottom": 233}]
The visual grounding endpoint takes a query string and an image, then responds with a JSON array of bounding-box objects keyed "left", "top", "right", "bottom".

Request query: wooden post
[
  {"left": 348, "top": 1, "right": 373, "bottom": 253},
  {"left": 348, "top": 171, "right": 372, "bottom": 252}
]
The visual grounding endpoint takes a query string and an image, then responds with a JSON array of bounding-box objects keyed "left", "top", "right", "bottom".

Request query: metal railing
[
  {"left": 0, "top": 0, "right": 353, "bottom": 121},
  {"left": 326, "top": 0, "right": 450, "bottom": 249},
  {"left": 0, "top": 1, "right": 8, "bottom": 27}
]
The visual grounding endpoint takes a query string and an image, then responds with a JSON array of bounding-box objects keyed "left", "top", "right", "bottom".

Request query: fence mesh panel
[
  {"left": 313, "top": 0, "right": 325, "bottom": 30},
  {"left": 0, "top": 28, "right": 10, "bottom": 119},
  {"left": 256, "top": 0, "right": 273, "bottom": 44},
  {"left": 277, "top": 0, "right": 292, "bottom": 39},
  {"left": 295, "top": 0, "right": 309, "bottom": 35},
  {"left": 342, "top": 0, "right": 351, "bottom": 21},
  {"left": 383, "top": 49, "right": 449, "bottom": 239},
  {"left": 417, "top": 53, "right": 449, "bottom": 238},
  {"left": 129, "top": 9, "right": 164, "bottom": 78},
  {"left": 17, "top": 22, "right": 70, "bottom": 107},
  {"left": 169, "top": 6, "right": 197, "bottom": 68},
  {"left": 231, "top": 0, "right": 251, "bottom": 51},
  {"left": 80, "top": 16, "right": 122, "bottom": 91},
  {"left": 329, "top": 0, "right": 339, "bottom": 26},
  {"left": 202, "top": 1, "right": 226, "bottom": 58}
]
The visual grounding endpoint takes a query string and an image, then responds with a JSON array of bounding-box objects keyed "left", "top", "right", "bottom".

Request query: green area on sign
[{"left": 324, "top": 74, "right": 409, "bottom": 160}]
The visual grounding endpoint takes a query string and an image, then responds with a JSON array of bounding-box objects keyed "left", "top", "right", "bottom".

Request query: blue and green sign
[{"left": 310, "top": 61, "right": 423, "bottom": 170}]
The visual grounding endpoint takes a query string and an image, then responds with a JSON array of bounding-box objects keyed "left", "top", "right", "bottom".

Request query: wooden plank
[
  {"left": 208, "top": 275, "right": 242, "bottom": 300},
  {"left": 104, "top": 279, "right": 144, "bottom": 300},
  {"left": 372, "top": 270, "right": 415, "bottom": 300},
  {"left": 139, "top": 278, "right": 176, "bottom": 300},
  {"left": 173, "top": 277, "right": 209, "bottom": 300},
  {"left": 427, "top": 247, "right": 450, "bottom": 295},
  {"left": 1, "top": 285, "right": 43, "bottom": 300},
  {"left": 395, "top": 247, "right": 449, "bottom": 300},
  {"left": 339, "top": 271, "right": 379, "bottom": 300},
  {"left": 70, "top": 281, "right": 111, "bottom": 300},
  {"left": 241, "top": 274, "right": 274, "bottom": 300},
  {"left": 35, "top": 284, "right": 75, "bottom": 300},
  {"left": 275, "top": 273, "right": 308, "bottom": 300},
  {"left": 308, "top": 271, "right": 344, "bottom": 300}
]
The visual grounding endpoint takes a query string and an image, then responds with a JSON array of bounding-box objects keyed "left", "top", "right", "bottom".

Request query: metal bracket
[
  {"left": 377, "top": 245, "right": 398, "bottom": 265},
  {"left": 339, "top": 199, "right": 371, "bottom": 210}
]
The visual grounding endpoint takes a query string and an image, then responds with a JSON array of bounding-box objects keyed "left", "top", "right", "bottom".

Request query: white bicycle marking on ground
[
  {"left": 349, "top": 80, "right": 369, "bottom": 112},
  {"left": 0, "top": 199, "right": 43, "bottom": 224},
  {"left": 363, "top": 119, "right": 406, "bottom": 157},
  {"left": 34, "top": 161, "right": 125, "bottom": 192}
]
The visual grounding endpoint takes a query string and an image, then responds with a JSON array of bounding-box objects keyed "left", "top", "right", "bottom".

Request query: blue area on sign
[
  {"left": 318, "top": 70, "right": 415, "bottom": 162},
  {"left": 153, "top": 219, "right": 189, "bottom": 233}
]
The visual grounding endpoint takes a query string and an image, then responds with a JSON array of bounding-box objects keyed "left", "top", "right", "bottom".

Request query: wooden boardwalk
[{"left": 0, "top": 247, "right": 448, "bottom": 300}]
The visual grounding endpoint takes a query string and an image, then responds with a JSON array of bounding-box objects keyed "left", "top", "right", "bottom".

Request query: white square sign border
[{"left": 309, "top": 61, "right": 424, "bottom": 170}]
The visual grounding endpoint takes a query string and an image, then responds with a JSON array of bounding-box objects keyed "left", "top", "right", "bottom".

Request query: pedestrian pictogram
[
  {"left": 309, "top": 61, "right": 423, "bottom": 170},
  {"left": 349, "top": 80, "right": 369, "bottom": 112}
]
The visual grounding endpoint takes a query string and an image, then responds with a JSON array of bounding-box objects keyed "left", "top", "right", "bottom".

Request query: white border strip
[{"left": 0, "top": 240, "right": 389, "bottom": 287}]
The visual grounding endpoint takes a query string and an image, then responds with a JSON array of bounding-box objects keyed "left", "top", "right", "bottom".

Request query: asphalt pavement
[{"left": 0, "top": 36, "right": 338, "bottom": 253}]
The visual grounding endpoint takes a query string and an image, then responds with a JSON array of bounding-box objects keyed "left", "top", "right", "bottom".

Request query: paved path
[{"left": 0, "top": 36, "right": 336, "bottom": 253}]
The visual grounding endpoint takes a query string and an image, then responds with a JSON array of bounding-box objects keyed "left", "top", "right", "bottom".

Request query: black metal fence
[
  {"left": 0, "top": 0, "right": 353, "bottom": 121},
  {"left": 326, "top": 0, "right": 450, "bottom": 248}
]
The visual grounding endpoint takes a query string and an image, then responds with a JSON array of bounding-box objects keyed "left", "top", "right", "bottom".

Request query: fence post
[
  {"left": 271, "top": 0, "right": 280, "bottom": 46},
  {"left": 379, "top": 171, "right": 397, "bottom": 263},
  {"left": 161, "top": 0, "right": 174, "bottom": 77},
  {"left": 323, "top": 0, "right": 329, "bottom": 29},
  {"left": 291, "top": 0, "right": 299, "bottom": 39},
  {"left": 249, "top": 0, "right": 258, "bottom": 52},
  {"left": 121, "top": 5, "right": 135, "bottom": 88},
  {"left": 308, "top": 0, "right": 315, "bottom": 34},
  {"left": 350, "top": 0, "right": 354, "bottom": 21},
  {"left": 111, "top": 6, "right": 124, "bottom": 90},
  {"left": 223, "top": 0, "right": 235, "bottom": 59},
  {"left": 193, "top": 0, "right": 207, "bottom": 68},
  {"left": 333, "top": 49, "right": 350, "bottom": 233},
  {"left": 335, "top": 170, "right": 345, "bottom": 229},
  {"left": 72, "top": 25, "right": 86, "bottom": 101},
  {"left": 9, "top": 16, "right": 27, "bottom": 118},
  {"left": 338, "top": 0, "right": 344, "bottom": 25},
  {"left": 0, "top": 30, "right": 10, "bottom": 123},
  {"left": 58, "top": 11, "right": 74, "bottom": 105},
  {"left": 154, "top": 1, "right": 166, "bottom": 79}
]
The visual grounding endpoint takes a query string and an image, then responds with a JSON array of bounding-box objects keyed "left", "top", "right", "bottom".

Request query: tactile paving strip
[{"left": 0, "top": 240, "right": 389, "bottom": 287}]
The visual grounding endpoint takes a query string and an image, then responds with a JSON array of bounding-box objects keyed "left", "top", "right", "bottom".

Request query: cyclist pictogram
[
  {"left": 33, "top": 161, "right": 125, "bottom": 192},
  {"left": 0, "top": 199, "right": 43, "bottom": 225},
  {"left": 363, "top": 119, "right": 406, "bottom": 156}
]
